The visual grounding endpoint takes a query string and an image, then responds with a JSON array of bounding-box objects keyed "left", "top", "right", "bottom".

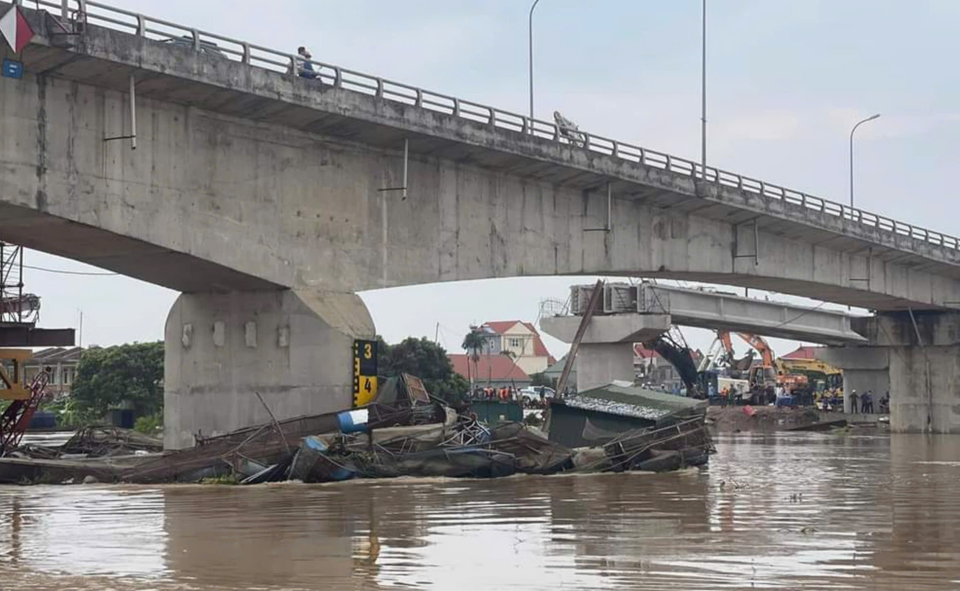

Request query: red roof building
[
  {"left": 782, "top": 346, "right": 822, "bottom": 360},
  {"left": 448, "top": 353, "right": 530, "bottom": 387},
  {"left": 473, "top": 320, "right": 555, "bottom": 375}
]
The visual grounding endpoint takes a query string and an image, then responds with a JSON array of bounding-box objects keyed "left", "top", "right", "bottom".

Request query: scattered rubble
[{"left": 0, "top": 374, "right": 713, "bottom": 485}]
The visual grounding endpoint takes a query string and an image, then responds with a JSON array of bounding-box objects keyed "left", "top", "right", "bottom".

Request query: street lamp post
[
  {"left": 529, "top": 0, "right": 541, "bottom": 125},
  {"left": 701, "top": 0, "right": 707, "bottom": 179},
  {"left": 849, "top": 113, "right": 880, "bottom": 209}
]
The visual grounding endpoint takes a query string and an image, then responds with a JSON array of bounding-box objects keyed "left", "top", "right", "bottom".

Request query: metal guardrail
[{"left": 21, "top": 0, "right": 960, "bottom": 254}]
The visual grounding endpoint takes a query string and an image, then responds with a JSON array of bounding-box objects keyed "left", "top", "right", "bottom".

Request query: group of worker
[
  {"left": 812, "top": 388, "right": 889, "bottom": 414},
  {"left": 709, "top": 383, "right": 892, "bottom": 415},
  {"left": 469, "top": 387, "right": 519, "bottom": 402},
  {"left": 814, "top": 388, "right": 844, "bottom": 411},
  {"left": 848, "top": 390, "right": 889, "bottom": 414},
  {"left": 713, "top": 384, "right": 743, "bottom": 407}
]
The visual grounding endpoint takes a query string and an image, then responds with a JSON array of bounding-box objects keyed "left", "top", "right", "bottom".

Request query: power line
[{"left": 23, "top": 264, "right": 118, "bottom": 277}]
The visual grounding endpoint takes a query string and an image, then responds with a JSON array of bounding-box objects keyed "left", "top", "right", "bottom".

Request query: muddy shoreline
[{"left": 707, "top": 406, "right": 888, "bottom": 433}]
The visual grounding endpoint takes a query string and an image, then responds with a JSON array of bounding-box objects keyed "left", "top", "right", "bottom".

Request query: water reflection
[{"left": 0, "top": 433, "right": 959, "bottom": 589}]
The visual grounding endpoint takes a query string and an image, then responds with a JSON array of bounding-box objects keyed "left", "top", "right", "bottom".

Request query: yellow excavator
[{"left": 778, "top": 357, "right": 843, "bottom": 392}]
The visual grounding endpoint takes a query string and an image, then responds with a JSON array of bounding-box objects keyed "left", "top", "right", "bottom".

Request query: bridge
[
  {"left": 1, "top": 0, "right": 958, "bottom": 442},
  {"left": 540, "top": 282, "right": 866, "bottom": 392}
]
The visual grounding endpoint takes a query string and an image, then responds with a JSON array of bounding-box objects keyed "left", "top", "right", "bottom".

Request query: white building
[{"left": 477, "top": 321, "right": 556, "bottom": 376}]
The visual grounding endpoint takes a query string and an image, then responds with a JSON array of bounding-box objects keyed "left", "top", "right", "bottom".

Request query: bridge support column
[
  {"left": 819, "top": 312, "right": 960, "bottom": 433},
  {"left": 540, "top": 314, "right": 671, "bottom": 393},
  {"left": 163, "top": 289, "right": 374, "bottom": 449}
]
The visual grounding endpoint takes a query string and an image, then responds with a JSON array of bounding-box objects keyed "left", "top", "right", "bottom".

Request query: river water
[{"left": 1, "top": 432, "right": 959, "bottom": 590}]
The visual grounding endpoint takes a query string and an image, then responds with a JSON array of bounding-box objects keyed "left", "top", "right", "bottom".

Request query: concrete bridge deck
[{"left": 2, "top": 0, "right": 960, "bottom": 311}]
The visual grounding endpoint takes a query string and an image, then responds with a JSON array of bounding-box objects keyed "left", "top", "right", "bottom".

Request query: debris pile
[
  {"left": 0, "top": 375, "right": 712, "bottom": 485},
  {"left": 60, "top": 426, "right": 164, "bottom": 457}
]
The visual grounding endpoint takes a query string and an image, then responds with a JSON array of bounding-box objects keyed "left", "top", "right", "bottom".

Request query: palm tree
[{"left": 462, "top": 328, "right": 486, "bottom": 392}]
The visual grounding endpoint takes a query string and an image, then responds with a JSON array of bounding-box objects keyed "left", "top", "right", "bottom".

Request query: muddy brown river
[{"left": 1, "top": 432, "right": 958, "bottom": 590}]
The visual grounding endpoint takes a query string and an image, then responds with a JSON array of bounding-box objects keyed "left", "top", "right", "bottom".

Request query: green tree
[
  {"left": 71, "top": 342, "right": 164, "bottom": 421},
  {"left": 378, "top": 337, "right": 468, "bottom": 405},
  {"left": 461, "top": 328, "right": 486, "bottom": 386}
]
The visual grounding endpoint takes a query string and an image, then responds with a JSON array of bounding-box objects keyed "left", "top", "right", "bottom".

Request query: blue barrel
[{"left": 336, "top": 408, "right": 371, "bottom": 434}]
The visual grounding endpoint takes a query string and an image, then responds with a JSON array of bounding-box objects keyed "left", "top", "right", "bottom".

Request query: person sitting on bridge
[{"left": 294, "top": 46, "right": 318, "bottom": 79}]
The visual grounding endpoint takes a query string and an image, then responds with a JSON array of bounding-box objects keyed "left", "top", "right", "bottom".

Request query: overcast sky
[{"left": 18, "top": 0, "right": 959, "bottom": 360}]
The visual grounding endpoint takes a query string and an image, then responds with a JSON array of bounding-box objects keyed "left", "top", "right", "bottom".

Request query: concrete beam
[
  {"left": 0, "top": 326, "right": 75, "bottom": 347},
  {"left": 639, "top": 284, "right": 867, "bottom": 345},
  {"left": 540, "top": 314, "right": 671, "bottom": 345}
]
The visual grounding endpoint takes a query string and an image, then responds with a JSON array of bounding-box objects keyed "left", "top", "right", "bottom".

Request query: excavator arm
[
  {"left": 735, "top": 333, "right": 777, "bottom": 370},
  {"left": 718, "top": 332, "right": 736, "bottom": 365}
]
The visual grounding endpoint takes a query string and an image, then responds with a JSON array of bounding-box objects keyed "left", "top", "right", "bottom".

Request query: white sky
[{"left": 15, "top": 0, "right": 958, "bottom": 361}]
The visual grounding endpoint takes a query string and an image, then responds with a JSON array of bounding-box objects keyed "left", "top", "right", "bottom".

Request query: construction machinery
[
  {"left": 733, "top": 333, "right": 810, "bottom": 395},
  {"left": 0, "top": 242, "right": 65, "bottom": 454},
  {"left": 697, "top": 332, "right": 754, "bottom": 377},
  {"left": 0, "top": 350, "right": 50, "bottom": 454},
  {"left": 646, "top": 328, "right": 702, "bottom": 397},
  {"left": 778, "top": 358, "right": 842, "bottom": 392},
  {"left": 696, "top": 332, "right": 750, "bottom": 400}
]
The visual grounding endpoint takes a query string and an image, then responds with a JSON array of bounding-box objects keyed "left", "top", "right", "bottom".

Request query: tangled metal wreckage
[{"left": 0, "top": 375, "right": 712, "bottom": 485}]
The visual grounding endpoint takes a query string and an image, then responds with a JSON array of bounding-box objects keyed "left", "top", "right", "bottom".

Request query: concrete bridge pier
[
  {"left": 820, "top": 312, "right": 960, "bottom": 433},
  {"left": 163, "top": 289, "right": 374, "bottom": 449},
  {"left": 540, "top": 314, "right": 671, "bottom": 393}
]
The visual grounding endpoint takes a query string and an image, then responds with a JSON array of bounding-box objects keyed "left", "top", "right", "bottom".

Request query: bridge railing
[{"left": 27, "top": 0, "right": 960, "bottom": 254}]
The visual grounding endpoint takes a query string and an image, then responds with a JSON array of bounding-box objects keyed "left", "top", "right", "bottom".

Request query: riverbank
[{"left": 707, "top": 406, "right": 888, "bottom": 432}]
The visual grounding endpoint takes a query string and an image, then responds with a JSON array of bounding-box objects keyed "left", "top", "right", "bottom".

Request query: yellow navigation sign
[{"left": 353, "top": 339, "right": 378, "bottom": 407}]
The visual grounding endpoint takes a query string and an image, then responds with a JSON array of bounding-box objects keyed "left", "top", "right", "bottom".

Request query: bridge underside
[
  {"left": 0, "top": 203, "right": 276, "bottom": 292},
  {"left": 2, "top": 14, "right": 958, "bottom": 311},
  {"left": 638, "top": 272, "right": 931, "bottom": 313}
]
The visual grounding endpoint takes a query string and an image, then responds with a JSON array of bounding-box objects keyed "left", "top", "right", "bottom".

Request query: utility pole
[{"left": 529, "top": 0, "right": 542, "bottom": 125}]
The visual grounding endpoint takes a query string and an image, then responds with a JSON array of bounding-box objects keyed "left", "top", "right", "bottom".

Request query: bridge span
[
  {"left": 540, "top": 282, "right": 866, "bottom": 393},
  {"left": 1, "top": 1, "right": 958, "bottom": 440}
]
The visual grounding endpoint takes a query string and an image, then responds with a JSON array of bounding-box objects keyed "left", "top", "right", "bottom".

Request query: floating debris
[{"left": 0, "top": 377, "right": 712, "bottom": 485}]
